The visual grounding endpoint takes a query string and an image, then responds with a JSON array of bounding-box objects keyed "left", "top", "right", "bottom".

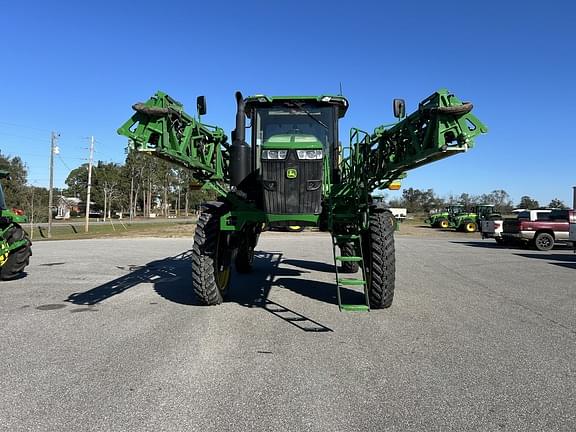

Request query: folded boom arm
[{"left": 117, "top": 91, "right": 229, "bottom": 183}]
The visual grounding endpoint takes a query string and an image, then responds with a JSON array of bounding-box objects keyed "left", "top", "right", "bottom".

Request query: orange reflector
[{"left": 388, "top": 181, "right": 401, "bottom": 190}]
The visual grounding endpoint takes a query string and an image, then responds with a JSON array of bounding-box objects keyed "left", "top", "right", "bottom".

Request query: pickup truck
[
  {"left": 570, "top": 212, "right": 576, "bottom": 249},
  {"left": 501, "top": 209, "right": 575, "bottom": 251},
  {"left": 482, "top": 209, "right": 551, "bottom": 244}
]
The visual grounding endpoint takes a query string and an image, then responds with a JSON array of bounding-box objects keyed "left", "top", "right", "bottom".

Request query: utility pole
[
  {"left": 85, "top": 136, "right": 95, "bottom": 233},
  {"left": 48, "top": 132, "right": 59, "bottom": 238}
]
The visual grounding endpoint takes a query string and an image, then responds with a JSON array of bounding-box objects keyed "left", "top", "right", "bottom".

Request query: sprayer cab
[{"left": 232, "top": 94, "right": 348, "bottom": 224}]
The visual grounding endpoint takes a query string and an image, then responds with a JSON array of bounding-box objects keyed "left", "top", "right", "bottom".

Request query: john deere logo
[{"left": 286, "top": 168, "right": 298, "bottom": 179}]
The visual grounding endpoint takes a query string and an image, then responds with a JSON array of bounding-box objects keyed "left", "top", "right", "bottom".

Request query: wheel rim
[
  {"left": 466, "top": 223, "right": 475, "bottom": 232},
  {"left": 289, "top": 226, "right": 301, "bottom": 231},
  {"left": 216, "top": 266, "right": 230, "bottom": 289},
  {"left": 440, "top": 220, "right": 449, "bottom": 228},
  {"left": 215, "top": 231, "right": 230, "bottom": 290},
  {"left": 537, "top": 236, "right": 551, "bottom": 249}
]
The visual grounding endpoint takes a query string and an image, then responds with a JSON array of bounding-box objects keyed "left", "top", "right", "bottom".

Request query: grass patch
[{"left": 29, "top": 219, "right": 198, "bottom": 241}]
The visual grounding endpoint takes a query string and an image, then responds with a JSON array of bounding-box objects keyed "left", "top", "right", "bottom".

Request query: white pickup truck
[{"left": 482, "top": 209, "right": 552, "bottom": 244}]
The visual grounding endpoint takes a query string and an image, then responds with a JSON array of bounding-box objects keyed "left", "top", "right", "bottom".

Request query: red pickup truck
[{"left": 502, "top": 209, "right": 575, "bottom": 251}]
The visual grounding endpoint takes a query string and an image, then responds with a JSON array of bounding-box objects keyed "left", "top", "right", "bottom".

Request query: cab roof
[{"left": 244, "top": 94, "right": 349, "bottom": 118}]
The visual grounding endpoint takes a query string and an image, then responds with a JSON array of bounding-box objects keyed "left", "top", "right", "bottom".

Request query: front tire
[
  {"left": 463, "top": 221, "right": 478, "bottom": 233},
  {"left": 363, "top": 211, "right": 396, "bottom": 309},
  {"left": 0, "top": 225, "right": 32, "bottom": 280},
  {"left": 192, "top": 202, "right": 231, "bottom": 305}
]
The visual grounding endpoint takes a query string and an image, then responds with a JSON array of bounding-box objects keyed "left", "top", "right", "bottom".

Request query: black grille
[{"left": 261, "top": 150, "right": 322, "bottom": 215}]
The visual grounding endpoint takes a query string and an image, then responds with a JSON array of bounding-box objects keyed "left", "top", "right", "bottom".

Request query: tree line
[
  {"left": 387, "top": 188, "right": 568, "bottom": 214},
  {"left": 0, "top": 150, "right": 569, "bottom": 221},
  {"left": 0, "top": 151, "right": 215, "bottom": 222}
]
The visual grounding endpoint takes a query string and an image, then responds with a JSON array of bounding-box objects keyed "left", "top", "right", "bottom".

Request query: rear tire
[
  {"left": 463, "top": 221, "right": 477, "bottom": 233},
  {"left": 363, "top": 211, "right": 396, "bottom": 309},
  {"left": 533, "top": 232, "right": 554, "bottom": 251},
  {"left": 339, "top": 243, "right": 359, "bottom": 273},
  {"left": 439, "top": 218, "right": 450, "bottom": 229},
  {"left": 0, "top": 225, "right": 32, "bottom": 280},
  {"left": 192, "top": 202, "right": 231, "bottom": 305}
]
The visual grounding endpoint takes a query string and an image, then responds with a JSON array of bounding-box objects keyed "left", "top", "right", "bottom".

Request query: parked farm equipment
[
  {"left": 0, "top": 171, "right": 32, "bottom": 280},
  {"left": 118, "top": 89, "right": 487, "bottom": 311}
]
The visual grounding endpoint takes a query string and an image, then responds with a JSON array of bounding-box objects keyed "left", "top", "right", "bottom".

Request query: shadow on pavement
[
  {"left": 452, "top": 241, "right": 525, "bottom": 250},
  {"left": 65, "top": 250, "right": 338, "bottom": 332},
  {"left": 281, "top": 258, "right": 335, "bottom": 273},
  {"left": 514, "top": 253, "right": 576, "bottom": 269},
  {"left": 455, "top": 241, "right": 573, "bottom": 251}
]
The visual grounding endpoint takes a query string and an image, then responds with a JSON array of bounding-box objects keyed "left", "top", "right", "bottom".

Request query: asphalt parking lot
[{"left": 1, "top": 233, "right": 575, "bottom": 431}]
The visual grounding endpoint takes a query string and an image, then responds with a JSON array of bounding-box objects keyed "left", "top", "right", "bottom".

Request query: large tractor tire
[
  {"left": 0, "top": 225, "right": 32, "bottom": 280},
  {"left": 192, "top": 202, "right": 232, "bottom": 305},
  {"left": 363, "top": 211, "right": 396, "bottom": 309},
  {"left": 438, "top": 218, "right": 450, "bottom": 229},
  {"left": 339, "top": 242, "right": 359, "bottom": 273},
  {"left": 462, "top": 220, "right": 478, "bottom": 233}
]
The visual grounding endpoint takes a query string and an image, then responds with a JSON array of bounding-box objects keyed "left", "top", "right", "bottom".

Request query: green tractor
[
  {"left": 118, "top": 89, "right": 486, "bottom": 311},
  {"left": 449, "top": 204, "right": 500, "bottom": 233},
  {"left": 0, "top": 171, "right": 32, "bottom": 280},
  {"left": 425, "top": 204, "right": 464, "bottom": 229}
]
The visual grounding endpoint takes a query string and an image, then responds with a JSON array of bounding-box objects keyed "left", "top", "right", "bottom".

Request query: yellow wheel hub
[
  {"left": 440, "top": 220, "right": 449, "bottom": 228},
  {"left": 465, "top": 223, "right": 476, "bottom": 232},
  {"left": 216, "top": 266, "right": 230, "bottom": 289},
  {"left": 0, "top": 241, "right": 9, "bottom": 267}
]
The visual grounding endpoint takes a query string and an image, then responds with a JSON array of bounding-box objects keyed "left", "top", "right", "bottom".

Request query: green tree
[
  {"left": 547, "top": 198, "right": 567, "bottom": 209},
  {"left": 518, "top": 195, "right": 540, "bottom": 209},
  {"left": 401, "top": 188, "right": 443, "bottom": 213},
  {"left": 479, "top": 189, "right": 513, "bottom": 213}
]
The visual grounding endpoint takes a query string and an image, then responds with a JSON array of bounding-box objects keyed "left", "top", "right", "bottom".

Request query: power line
[{"left": 0, "top": 121, "right": 51, "bottom": 134}]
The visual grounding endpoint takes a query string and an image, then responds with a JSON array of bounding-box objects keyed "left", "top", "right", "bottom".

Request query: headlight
[
  {"left": 296, "top": 149, "right": 323, "bottom": 160},
  {"left": 261, "top": 149, "right": 288, "bottom": 160}
]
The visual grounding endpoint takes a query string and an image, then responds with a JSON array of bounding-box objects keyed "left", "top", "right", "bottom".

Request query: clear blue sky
[{"left": 1, "top": 1, "right": 575, "bottom": 206}]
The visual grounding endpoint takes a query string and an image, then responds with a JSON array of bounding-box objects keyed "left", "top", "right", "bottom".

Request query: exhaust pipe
[{"left": 230, "top": 91, "right": 251, "bottom": 189}]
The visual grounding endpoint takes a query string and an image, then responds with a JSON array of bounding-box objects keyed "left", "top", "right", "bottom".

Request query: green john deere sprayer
[
  {"left": 118, "top": 89, "right": 487, "bottom": 311},
  {"left": 0, "top": 171, "right": 32, "bottom": 280}
]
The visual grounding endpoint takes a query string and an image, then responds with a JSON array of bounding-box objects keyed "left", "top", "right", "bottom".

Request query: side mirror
[
  {"left": 393, "top": 98, "right": 406, "bottom": 119},
  {"left": 197, "top": 96, "right": 207, "bottom": 116}
]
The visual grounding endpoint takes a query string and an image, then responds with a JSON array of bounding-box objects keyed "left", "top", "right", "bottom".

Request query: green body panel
[
  {"left": 220, "top": 210, "right": 319, "bottom": 231},
  {"left": 261, "top": 134, "right": 323, "bottom": 150}
]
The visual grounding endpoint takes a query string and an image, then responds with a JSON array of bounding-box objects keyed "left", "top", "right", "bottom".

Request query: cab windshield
[{"left": 254, "top": 104, "right": 335, "bottom": 153}]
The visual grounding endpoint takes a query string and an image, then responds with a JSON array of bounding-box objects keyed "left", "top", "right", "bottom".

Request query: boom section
[
  {"left": 353, "top": 89, "right": 487, "bottom": 190},
  {"left": 117, "top": 91, "right": 228, "bottom": 182}
]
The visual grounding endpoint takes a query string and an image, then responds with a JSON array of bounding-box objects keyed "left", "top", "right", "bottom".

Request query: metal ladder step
[
  {"left": 335, "top": 256, "right": 363, "bottom": 262},
  {"left": 331, "top": 231, "right": 371, "bottom": 312},
  {"left": 338, "top": 278, "right": 366, "bottom": 286},
  {"left": 340, "top": 304, "right": 370, "bottom": 312}
]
